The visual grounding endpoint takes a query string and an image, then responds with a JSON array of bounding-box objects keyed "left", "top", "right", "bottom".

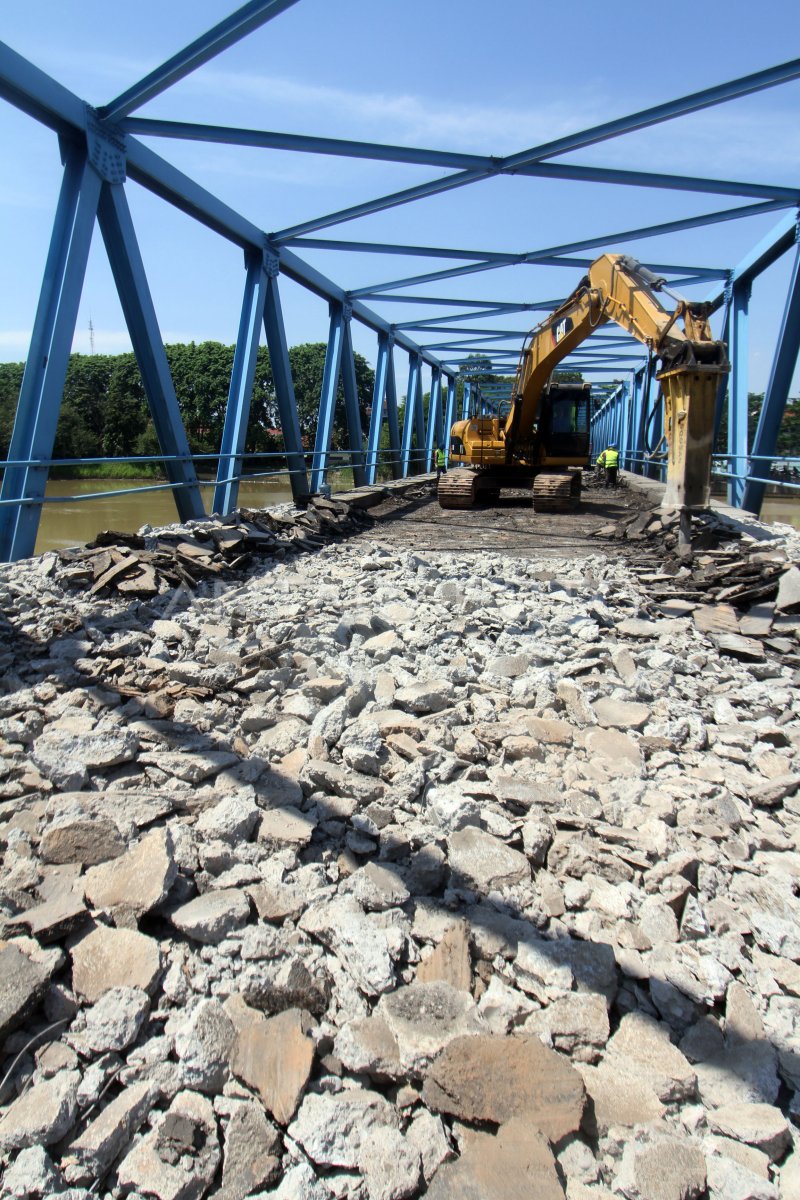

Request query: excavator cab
[{"left": 536, "top": 382, "right": 591, "bottom": 465}]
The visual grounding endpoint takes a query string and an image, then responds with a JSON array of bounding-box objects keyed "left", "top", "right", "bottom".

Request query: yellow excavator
[{"left": 438, "top": 253, "right": 729, "bottom": 516}]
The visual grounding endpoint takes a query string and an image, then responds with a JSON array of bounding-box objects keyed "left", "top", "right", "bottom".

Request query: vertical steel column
[
  {"left": 425, "top": 367, "right": 442, "bottom": 471},
  {"left": 462, "top": 381, "right": 471, "bottom": 421},
  {"left": 727, "top": 280, "right": 751, "bottom": 507},
  {"left": 213, "top": 248, "right": 267, "bottom": 515},
  {"left": 400, "top": 352, "right": 421, "bottom": 475},
  {"left": 385, "top": 352, "right": 401, "bottom": 480},
  {"left": 98, "top": 182, "right": 205, "bottom": 522},
  {"left": 339, "top": 308, "right": 366, "bottom": 488},
  {"left": 642, "top": 365, "right": 663, "bottom": 480},
  {"left": 310, "top": 301, "right": 344, "bottom": 493},
  {"left": 413, "top": 363, "right": 426, "bottom": 471},
  {"left": 743, "top": 237, "right": 800, "bottom": 515},
  {"left": 619, "top": 380, "right": 632, "bottom": 469},
  {"left": 713, "top": 292, "right": 732, "bottom": 449},
  {"left": 262, "top": 259, "right": 309, "bottom": 502},
  {"left": 365, "top": 332, "right": 391, "bottom": 485},
  {"left": 629, "top": 369, "right": 645, "bottom": 475},
  {"left": 0, "top": 143, "right": 102, "bottom": 561},
  {"left": 443, "top": 375, "right": 456, "bottom": 453}
]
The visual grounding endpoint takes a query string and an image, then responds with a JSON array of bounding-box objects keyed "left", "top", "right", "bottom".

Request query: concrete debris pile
[
  {"left": 56, "top": 494, "right": 382, "bottom": 598},
  {"left": 596, "top": 506, "right": 738, "bottom": 554},
  {"left": 0, "top": 505, "right": 800, "bottom": 1199},
  {"left": 598, "top": 507, "right": 800, "bottom": 669}
]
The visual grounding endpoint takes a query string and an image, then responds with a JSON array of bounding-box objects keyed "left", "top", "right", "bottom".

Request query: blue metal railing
[
  {"left": 0, "top": 447, "right": 431, "bottom": 509},
  {"left": 601, "top": 447, "right": 800, "bottom": 500}
]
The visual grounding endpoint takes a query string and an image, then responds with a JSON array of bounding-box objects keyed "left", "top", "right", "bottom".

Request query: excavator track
[
  {"left": 437, "top": 471, "right": 478, "bottom": 509},
  {"left": 532, "top": 471, "right": 581, "bottom": 513}
]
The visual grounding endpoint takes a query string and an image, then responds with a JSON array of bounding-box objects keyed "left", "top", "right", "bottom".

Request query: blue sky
[{"left": 1, "top": 0, "right": 799, "bottom": 398}]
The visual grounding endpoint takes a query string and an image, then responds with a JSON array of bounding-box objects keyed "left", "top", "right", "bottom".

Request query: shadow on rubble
[{"left": 295, "top": 785, "right": 797, "bottom": 1126}]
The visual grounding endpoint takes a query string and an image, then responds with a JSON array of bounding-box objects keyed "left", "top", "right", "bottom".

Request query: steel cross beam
[
  {"left": 123, "top": 117, "right": 800, "bottom": 205},
  {"left": 100, "top": 0, "right": 301, "bottom": 121},
  {"left": 282, "top": 239, "right": 726, "bottom": 279},
  {"left": 270, "top": 58, "right": 800, "bottom": 241},
  {"left": 706, "top": 211, "right": 800, "bottom": 310},
  {"left": 394, "top": 303, "right": 562, "bottom": 330},
  {"left": 351, "top": 199, "right": 791, "bottom": 298}
]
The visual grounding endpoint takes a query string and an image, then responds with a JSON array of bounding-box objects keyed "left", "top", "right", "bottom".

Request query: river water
[
  {"left": 33, "top": 478, "right": 296, "bottom": 556},
  {"left": 29, "top": 477, "right": 800, "bottom": 556}
]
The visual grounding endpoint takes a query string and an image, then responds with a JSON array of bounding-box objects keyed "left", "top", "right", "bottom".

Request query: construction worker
[
  {"left": 596, "top": 442, "right": 620, "bottom": 488},
  {"left": 435, "top": 445, "right": 447, "bottom": 479}
]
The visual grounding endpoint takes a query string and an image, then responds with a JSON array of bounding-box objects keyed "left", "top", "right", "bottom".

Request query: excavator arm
[{"left": 507, "top": 253, "right": 728, "bottom": 508}]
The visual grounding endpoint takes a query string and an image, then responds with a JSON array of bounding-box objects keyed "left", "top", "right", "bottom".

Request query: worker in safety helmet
[
  {"left": 435, "top": 446, "right": 447, "bottom": 479},
  {"left": 596, "top": 442, "right": 620, "bottom": 488}
]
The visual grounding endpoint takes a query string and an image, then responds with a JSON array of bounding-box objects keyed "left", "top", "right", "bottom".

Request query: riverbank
[{"left": 0, "top": 486, "right": 799, "bottom": 1197}]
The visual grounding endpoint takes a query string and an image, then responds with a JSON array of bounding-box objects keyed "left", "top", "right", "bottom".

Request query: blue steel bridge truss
[{"left": 0, "top": 0, "right": 799, "bottom": 559}]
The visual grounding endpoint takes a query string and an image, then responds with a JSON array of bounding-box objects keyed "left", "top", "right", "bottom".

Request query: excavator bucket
[{"left": 659, "top": 362, "right": 726, "bottom": 510}]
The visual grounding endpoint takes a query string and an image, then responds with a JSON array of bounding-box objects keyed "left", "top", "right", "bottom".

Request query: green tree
[
  {"left": 288, "top": 342, "right": 374, "bottom": 447},
  {"left": 0, "top": 362, "right": 24, "bottom": 456}
]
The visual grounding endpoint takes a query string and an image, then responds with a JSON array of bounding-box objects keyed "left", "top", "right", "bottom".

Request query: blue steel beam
[
  {"left": 97, "top": 182, "right": 205, "bottom": 522},
  {"left": 270, "top": 59, "right": 800, "bottom": 240},
  {"left": 443, "top": 377, "right": 457, "bottom": 447},
  {"left": 462, "top": 382, "right": 472, "bottom": 420},
  {"left": 707, "top": 211, "right": 800, "bottom": 310},
  {"left": 100, "top": 1, "right": 301, "bottom": 121},
  {"left": 742, "top": 239, "right": 800, "bottom": 514},
  {"left": 385, "top": 350, "right": 401, "bottom": 480},
  {"left": 124, "top": 135, "right": 451, "bottom": 373},
  {"left": 339, "top": 311, "right": 367, "bottom": 488},
  {"left": 400, "top": 354, "right": 422, "bottom": 474},
  {"left": 366, "top": 333, "right": 392, "bottom": 484},
  {"left": 395, "top": 305, "right": 561, "bottom": 330},
  {"left": 124, "top": 117, "right": 800, "bottom": 205},
  {"left": 310, "top": 303, "right": 345, "bottom": 493},
  {"left": 262, "top": 260, "right": 309, "bottom": 500},
  {"left": 213, "top": 249, "right": 267, "bottom": 515},
  {"left": 727, "top": 281, "right": 751, "bottom": 506},
  {"left": 287, "top": 240, "right": 725, "bottom": 279},
  {"left": 713, "top": 300, "right": 732, "bottom": 447},
  {"left": 0, "top": 144, "right": 102, "bottom": 562},
  {"left": 425, "top": 368, "right": 443, "bottom": 470},
  {"left": 351, "top": 199, "right": 791, "bottom": 298}
]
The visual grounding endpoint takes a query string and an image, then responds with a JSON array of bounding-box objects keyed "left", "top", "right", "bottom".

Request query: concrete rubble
[{"left": 0, "top": 489, "right": 799, "bottom": 1198}]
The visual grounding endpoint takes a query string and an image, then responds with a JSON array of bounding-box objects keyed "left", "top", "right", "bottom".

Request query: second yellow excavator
[{"left": 438, "top": 253, "right": 729, "bottom": 513}]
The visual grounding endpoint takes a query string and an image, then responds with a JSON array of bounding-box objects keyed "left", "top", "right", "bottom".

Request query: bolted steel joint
[{"left": 85, "top": 106, "right": 127, "bottom": 184}]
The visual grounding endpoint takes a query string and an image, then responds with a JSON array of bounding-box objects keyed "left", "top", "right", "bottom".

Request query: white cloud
[
  {"left": 173, "top": 65, "right": 800, "bottom": 183},
  {"left": 178, "top": 67, "right": 604, "bottom": 156}
]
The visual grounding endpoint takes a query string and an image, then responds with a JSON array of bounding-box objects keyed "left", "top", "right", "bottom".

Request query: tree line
[
  {"left": 0, "top": 342, "right": 375, "bottom": 475},
  {"left": 1, "top": 344, "right": 797, "bottom": 478}
]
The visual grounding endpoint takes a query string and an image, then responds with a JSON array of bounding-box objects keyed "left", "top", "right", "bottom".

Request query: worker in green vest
[
  {"left": 596, "top": 443, "right": 619, "bottom": 488},
  {"left": 435, "top": 446, "right": 447, "bottom": 479}
]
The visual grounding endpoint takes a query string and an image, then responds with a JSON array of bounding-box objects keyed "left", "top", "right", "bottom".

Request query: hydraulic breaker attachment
[{"left": 659, "top": 344, "right": 729, "bottom": 511}]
